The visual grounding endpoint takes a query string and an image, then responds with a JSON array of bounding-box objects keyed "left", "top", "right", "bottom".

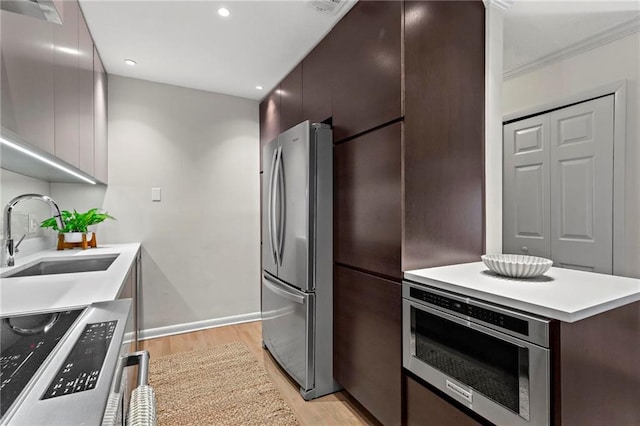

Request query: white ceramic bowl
[{"left": 481, "top": 254, "right": 553, "bottom": 278}]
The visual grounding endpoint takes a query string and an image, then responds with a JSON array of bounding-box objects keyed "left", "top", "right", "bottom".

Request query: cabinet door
[
  {"left": 279, "top": 63, "right": 302, "bottom": 132},
  {"left": 94, "top": 48, "right": 108, "bottom": 183},
  {"left": 550, "top": 96, "right": 614, "bottom": 274},
  {"left": 331, "top": 1, "right": 402, "bottom": 142},
  {"left": 302, "top": 34, "right": 335, "bottom": 124},
  {"left": 403, "top": 1, "right": 485, "bottom": 270},
  {"left": 259, "top": 88, "right": 280, "bottom": 172},
  {"left": 335, "top": 123, "right": 401, "bottom": 279},
  {"left": 0, "top": 10, "right": 55, "bottom": 154},
  {"left": 334, "top": 265, "right": 401, "bottom": 426},
  {"left": 53, "top": 0, "right": 80, "bottom": 167},
  {"left": 78, "top": 9, "right": 94, "bottom": 175},
  {"left": 503, "top": 114, "right": 551, "bottom": 259},
  {"left": 406, "top": 375, "right": 484, "bottom": 426}
]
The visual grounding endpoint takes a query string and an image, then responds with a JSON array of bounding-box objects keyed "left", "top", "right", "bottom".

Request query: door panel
[
  {"left": 78, "top": 11, "right": 94, "bottom": 175},
  {"left": 406, "top": 375, "right": 483, "bottom": 426},
  {"left": 335, "top": 123, "right": 402, "bottom": 279},
  {"left": 550, "top": 95, "right": 614, "bottom": 273},
  {"left": 331, "top": 1, "right": 402, "bottom": 142},
  {"left": 503, "top": 115, "right": 551, "bottom": 258},
  {"left": 259, "top": 88, "right": 280, "bottom": 172},
  {"left": 54, "top": 0, "right": 80, "bottom": 167},
  {"left": 278, "top": 122, "right": 311, "bottom": 290},
  {"left": 1, "top": 9, "right": 55, "bottom": 154},
  {"left": 280, "top": 63, "right": 303, "bottom": 132},
  {"left": 262, "top": 273, "right": 314, "bottom": 391},
  {"left": 93, "top": 49, "right": 108, "bottom": 183},
  {"left": 262, "top": 138, "right": 279, "bottom": 277},
  {"left": 334, "top": 265, "right": 402, "bottom": 426}
]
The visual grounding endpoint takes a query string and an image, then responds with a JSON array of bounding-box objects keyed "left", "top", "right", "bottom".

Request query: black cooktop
[{"left": 0, "top": 308, "right": 84, "bottom": 418}]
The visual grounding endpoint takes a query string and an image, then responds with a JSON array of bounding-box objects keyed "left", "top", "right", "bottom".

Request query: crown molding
[
  {"left": 504, "top": 17, "right": 640, "bottom": 80},
  {"left": 483, "top": 0, "right": 513, "bottom": 11}
]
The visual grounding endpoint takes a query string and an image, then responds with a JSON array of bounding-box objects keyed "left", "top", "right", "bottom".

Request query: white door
[
  {"left": 503, "top": 95, "right": 614, "bottom": 274},
  {"left": 503, "top": 114, "right": 551, "bottom": 259},
  {"left": 550, "top": 96, "right": 614, "bottom": 273}
]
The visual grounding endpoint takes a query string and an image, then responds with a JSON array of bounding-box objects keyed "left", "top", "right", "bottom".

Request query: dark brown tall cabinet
[{"left": 259, "top": 2, "right": 485, "bottom": 424}]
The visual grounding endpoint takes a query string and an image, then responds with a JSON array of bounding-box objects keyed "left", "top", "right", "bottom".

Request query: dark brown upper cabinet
[
  {"left": 279, "top": 63, "right": 303, "bottom": 132},
  {"left": 334, "top": 265, "right": 402, "bottom": 426},
  {"left": 302, "top": 33, "right": 336, "bottom": 125},
  {"left": 259, "top": 87, "right": 280, "bottom": 172},
  {"left": 403, "top": 0, "right": 485, "bottom": 271},
  {"left": 331, "top": 1, "right": 402, "bottom": 142},
  {"left": 53, "top": 0, "right": 80, "bottom": 167},
  {"left": 335, "top": 122, "right": 402, "bottom": 279}
]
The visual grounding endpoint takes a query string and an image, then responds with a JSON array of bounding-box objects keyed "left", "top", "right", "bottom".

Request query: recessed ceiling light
[
  {"left": 218, "top": 7, "right": 230, "bottom": 17},
  {"left": 124, "top": 59, "right": 137, "bottom": 66},
  {"left": 256, "top": 85, "right": 264, "bottom": 90}
]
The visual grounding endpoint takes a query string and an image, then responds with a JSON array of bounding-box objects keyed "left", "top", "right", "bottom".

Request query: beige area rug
[{"left": 149, "top": 342, "right": 299, "bottom": 426}]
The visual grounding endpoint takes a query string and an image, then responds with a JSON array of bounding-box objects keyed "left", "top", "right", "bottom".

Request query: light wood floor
[{"left": 140, "top": 321, "right": 380, "bottom": 426}]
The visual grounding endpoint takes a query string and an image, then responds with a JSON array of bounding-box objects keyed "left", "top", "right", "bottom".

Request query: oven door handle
[
  {"left": 407, "top": 300, "right": 542, "bottom": 349},
  {"left": 103, "top": 351, "right": 155, "bottom": 426},
  {"left": 110, "top": 350, "right": 151, "bottom": 392}
]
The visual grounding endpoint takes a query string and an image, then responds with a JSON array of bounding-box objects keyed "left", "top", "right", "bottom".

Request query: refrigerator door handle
[
  {"left": 268, "top": 147, "right": 279, "bottom": 265},
  {"left": 263, "top": 275, "right": 305, "bottom": 304},
  {"left": 277, "top": 147, "right": 285, "bottom": 265}
]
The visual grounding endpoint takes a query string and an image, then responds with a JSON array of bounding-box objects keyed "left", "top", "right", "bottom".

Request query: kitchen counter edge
[
  {"left": 0, "top": 243, "right": 141, "bottom": 316},
  {"left": 403, "top": 262, "right": 640, "bottom": 323}
]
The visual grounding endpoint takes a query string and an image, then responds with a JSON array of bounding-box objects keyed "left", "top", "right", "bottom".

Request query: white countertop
[
  {"left": 0, "top": 243, "right": 140, "bottom": 316},
  {"left": 404, "top": 262, "right": 640, "bottom": 322}
]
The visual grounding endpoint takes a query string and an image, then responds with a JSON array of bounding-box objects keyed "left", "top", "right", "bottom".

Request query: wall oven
[
  {"left": 402, "top": 281, "right": 551, "bottom": 426},
  {"left": 1, "top": 300, "right": 154, "bottom": 426}
]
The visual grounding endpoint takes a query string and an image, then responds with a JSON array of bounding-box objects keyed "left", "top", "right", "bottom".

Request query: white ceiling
[
  {"left": 79, "top": 0, "right": 356, "bottom": 101},
  {"left": 504, "top": 0, "right": 640, "bottom": 72}
]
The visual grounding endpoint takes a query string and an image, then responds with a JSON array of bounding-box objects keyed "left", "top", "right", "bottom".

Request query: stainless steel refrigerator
[{"left": 261, "top": 120, "right": 339, "bottom": 400}]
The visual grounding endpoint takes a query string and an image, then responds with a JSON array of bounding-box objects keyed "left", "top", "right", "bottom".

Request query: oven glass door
[
  {"left": 414, "top": 307, "right": 525, "bottom": 414},
  {"left": 404, "top": 299, "right": 550, "bottom": 425}
]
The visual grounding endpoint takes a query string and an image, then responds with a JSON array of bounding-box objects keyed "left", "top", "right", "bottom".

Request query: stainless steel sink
[{"left": 4, "top": 254, "right": 119, "bottom": 278}]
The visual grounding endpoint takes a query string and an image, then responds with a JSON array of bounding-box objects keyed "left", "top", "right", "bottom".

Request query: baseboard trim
[{"left": 138, "top": 311, "right": 261, "bottom": 341}]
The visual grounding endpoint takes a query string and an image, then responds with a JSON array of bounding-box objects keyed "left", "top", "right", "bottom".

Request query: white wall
[
  {"left": 52, "top": 75, "right": 261, "bottom": 332},
  {"left": 503, "top": 32, "right": 640, "bottom": 278},
  {"left": 0, "top": 169, "right": 56, "bottom": 262}
]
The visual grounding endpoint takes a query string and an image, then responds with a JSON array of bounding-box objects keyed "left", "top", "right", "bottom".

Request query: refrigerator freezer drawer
[{"left": 262, "top": 273, "right": 314, "bottom": 392}]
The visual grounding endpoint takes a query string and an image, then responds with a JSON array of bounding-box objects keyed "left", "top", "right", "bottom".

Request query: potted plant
[{"left": 41, "top": 208, "right": 115, "bottom": 244}]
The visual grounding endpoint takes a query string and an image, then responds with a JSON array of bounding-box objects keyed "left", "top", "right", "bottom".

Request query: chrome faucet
[{"left": 3, "top": 194, "right": 64, "bottom": 267}]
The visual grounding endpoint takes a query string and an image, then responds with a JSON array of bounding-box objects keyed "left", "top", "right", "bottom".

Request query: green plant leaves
[{"left": 40, "top": 208, "right": 116, "bottom": 233}]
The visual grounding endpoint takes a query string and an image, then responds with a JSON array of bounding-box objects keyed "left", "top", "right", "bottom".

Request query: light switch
[{"left": 151, "top": 187, "right": 161, "bottom": 202}]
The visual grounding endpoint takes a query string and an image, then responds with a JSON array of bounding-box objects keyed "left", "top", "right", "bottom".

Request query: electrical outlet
[{"left": 28, "top": 214, "right": 39, "bottom": 234}]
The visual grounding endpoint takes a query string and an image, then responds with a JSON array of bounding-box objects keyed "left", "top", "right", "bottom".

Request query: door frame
[{"left": 503, "top": 80, "right": 627, "bottom": 276}]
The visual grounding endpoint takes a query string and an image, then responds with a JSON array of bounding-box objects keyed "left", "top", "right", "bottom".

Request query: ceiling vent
[
  {"left": 308, "top": 0, "right": 347, "bottom": 15},
  {"left": 0, "top": 0, "right": 62, "bottom": 24}
]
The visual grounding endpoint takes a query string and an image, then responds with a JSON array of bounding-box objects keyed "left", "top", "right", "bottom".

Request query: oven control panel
[
  {"left": 42, "top": 321, "right": 117, "bottom": 399},
  {"left": 409, "top": 287, "right": 529, "bottom": 336}
]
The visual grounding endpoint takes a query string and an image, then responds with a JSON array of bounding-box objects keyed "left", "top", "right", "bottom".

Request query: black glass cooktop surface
[{"left": 0, "top": 308, "right": 84, "bottom": 418}]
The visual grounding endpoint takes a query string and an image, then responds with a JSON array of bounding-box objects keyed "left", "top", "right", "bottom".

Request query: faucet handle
[{"left": 14, "top": 234, "right": 26, "bottom": 253}]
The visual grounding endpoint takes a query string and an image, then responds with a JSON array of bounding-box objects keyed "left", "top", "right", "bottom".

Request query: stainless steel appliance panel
[
  {"left": 262, "top": 137, "right": 280, "bottom": 277},
  {"left": 277, "top": 121, "right": 312, "bottom": 291},
  {"left": 402, "top": 293, "right": 551, "bottom": 426},
  {"left": 2, "top": 300, "right": 132, "bottom": 426},
  {"left": 262, "top": 272, "right": 314, "bottom": 391}
]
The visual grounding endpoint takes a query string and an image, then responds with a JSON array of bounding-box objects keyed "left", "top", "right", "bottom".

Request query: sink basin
[{"left": 4, "top": 254, "right": 120, "bottom": 278}]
